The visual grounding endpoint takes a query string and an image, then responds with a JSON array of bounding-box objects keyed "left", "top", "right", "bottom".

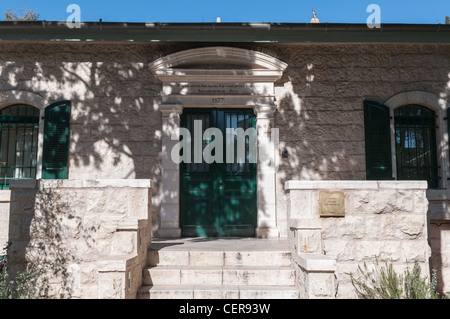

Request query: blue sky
[{"left": 1, "top": 0, "right": 450, "bottom": 24}]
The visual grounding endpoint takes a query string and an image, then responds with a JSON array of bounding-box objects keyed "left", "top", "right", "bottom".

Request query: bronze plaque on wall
[{"left": 319, "top": 191, "right": 345, "bottom": 217}]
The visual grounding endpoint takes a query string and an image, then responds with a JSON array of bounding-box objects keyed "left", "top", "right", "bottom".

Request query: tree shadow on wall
[
  {"left": 0, "top": 42, "right": 367, "bottom": 242},
  {"left": 2, "top": 40, "right": 450, "bottom": 295},
  {"left": 0, "top": 42, "right": 163, "bottom": 229},
  {"left": 8, "top": 186, "right": 81, "bottom": 298},
  {"left": 0, "top": 42, "right": 280, "bottom": 236}
]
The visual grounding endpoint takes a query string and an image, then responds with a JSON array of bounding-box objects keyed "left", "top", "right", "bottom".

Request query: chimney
[{"left": 310, "top": 9, "right": 319, "bottom": 23}]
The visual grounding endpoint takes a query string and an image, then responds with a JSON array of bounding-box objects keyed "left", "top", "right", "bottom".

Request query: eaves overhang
[{"left": 0, "top": 21, "right": 449, "bottom": 43}]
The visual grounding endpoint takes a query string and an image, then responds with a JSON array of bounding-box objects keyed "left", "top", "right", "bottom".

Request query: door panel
[
  {"left": 180, "top": 110, "right": 218, "bottom": 236},
  {"left": 180, "top": 108, "right": 257, "bottom": 237}
]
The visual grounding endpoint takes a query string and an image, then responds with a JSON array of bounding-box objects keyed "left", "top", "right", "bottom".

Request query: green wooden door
[{"left": 180, "top": 108, "right": 257, "bottom": 237}]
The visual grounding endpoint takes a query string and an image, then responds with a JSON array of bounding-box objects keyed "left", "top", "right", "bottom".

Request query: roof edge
[{"left": 1, "top": 21, "right": 449, "bottom": 43}]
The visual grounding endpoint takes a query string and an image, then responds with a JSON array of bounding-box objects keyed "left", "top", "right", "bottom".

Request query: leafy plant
[
  {"left": 350, "top": 260, "right": 444, "bottom": 299},
  {"left": 0, "top": 242, "right": 46, "bottom": 299},
  {"left": 4, "top": 7, "right": 39, "bottom": 21}
]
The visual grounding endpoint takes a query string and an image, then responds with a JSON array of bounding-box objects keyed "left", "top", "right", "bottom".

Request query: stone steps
[
  {"left": 147, "top": 249, "right": 293, "bottom": 267},
  {"left": 142, "top": 266, "right": 296, "bottom": 286},
  {"left": 138, "top": 240, "right": 299, "bottom": 299},
  {"left": 138, "top": 285, "right": 299, "bottom": 299}
]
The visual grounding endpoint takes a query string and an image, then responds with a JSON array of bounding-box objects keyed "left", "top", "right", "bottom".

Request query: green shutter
[
  {"left": 364, "top": 100, "right": 392, "bottom": 180},
  {"left": 42, "top": 101, "right": 71, "bottom": 179},
  {"left": 447, "top": 107, "right": 450, "bottom": 174}
]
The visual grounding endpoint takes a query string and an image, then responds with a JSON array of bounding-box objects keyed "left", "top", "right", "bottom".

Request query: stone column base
[
  {"left": 294, "top": 254, "right": 336, "bottom": 299},
  {"left": 156, "top": 227, "right": 181, "bottom": 238},
  {"left": 256, "top": 227, "right": 280, "bottom": 238}
]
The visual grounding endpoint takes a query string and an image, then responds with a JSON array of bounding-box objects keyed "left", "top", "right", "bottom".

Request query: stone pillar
[
  {"left": 285, "top": 181, "right": 337, "bottom": 299},
  {"left": 287, "top": 189, "right": 323, "bottom": 255},
  {"left": 159, "top": 104, "right": 183, "bottom": 238},
  {"left": 254, "top": 104, "right": 279, "bottom": 238},
  {"left": 0, "top": 191, "right": 11, "bottom": 250},
  {"left": 295, "top": 254, "right": 336, "bottom": 299}
]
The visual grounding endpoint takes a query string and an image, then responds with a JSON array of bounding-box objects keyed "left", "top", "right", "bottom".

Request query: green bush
[
  {"left": 0, "top": 242, "right": 46, "bottom": 299},
  {"left": 350, "top": 260, "right": 445, "bottom": 299}
]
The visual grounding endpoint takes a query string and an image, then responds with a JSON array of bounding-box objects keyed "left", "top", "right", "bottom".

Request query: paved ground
[{"left": 150, "top": 237, "right": 290, "bottom": 251}]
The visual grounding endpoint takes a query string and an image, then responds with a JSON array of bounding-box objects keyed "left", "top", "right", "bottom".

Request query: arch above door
[{"left": 150, "top": 46, "right": 287, "bottom": 108}]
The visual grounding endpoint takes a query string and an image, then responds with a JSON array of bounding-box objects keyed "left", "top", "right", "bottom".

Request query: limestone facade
[
  {"left": 7, "top": 179, "right": 152, "bottom": 299},
  {"left": 286, "top": 181, "right": 430, "bottom": 298},
  {"left": 0, "top": 41, "right": 450, "bottom": 297}
]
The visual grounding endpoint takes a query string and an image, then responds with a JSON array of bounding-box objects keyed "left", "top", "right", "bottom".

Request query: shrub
[
  {"left": 0, "top": 242, "right": 46, "bottom": 299},
  {"left": 350, "top": 260, "right": 445, "bottom": 299}
]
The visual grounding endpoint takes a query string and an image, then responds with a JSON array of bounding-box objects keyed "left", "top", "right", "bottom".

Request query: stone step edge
[
  {"left": 147, "top": 248, "right": 291, "bottom": 255},
  {"left": 139, "top": 285, "right": 298, "bottom": 291},
  {"left": 144, "top": 265, "right": 295, "bottom": 270},
  {"left": 142, "top": 266, "right": 296, "bottom": 286},
  {"left": 146, "top": 251, "right": 293, "bottom": 267},
  {"left": 137, "top": 285, "right": 299, "bottom": 299},
  {"left": 148, "top": 248, "right": 291, "bottom": 252}
]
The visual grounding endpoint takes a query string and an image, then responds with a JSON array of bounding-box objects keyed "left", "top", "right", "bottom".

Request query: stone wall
[
  {"left": 270, "top": 43, "right": 450, "bottom": 237},
  {"left": 1, "top": 42, "right": 450, "bottom": 291},
  {"left": 0, "top": 191, "right": 10, "bottom": 252},
  {"left": 7, "top": 179, "right": 153, "bottom": 299},
  {"left": 0, "top": 42, "right": 164, "bottom": 234},
  {"left": 429, "top": 220, "right": 450, "bottom": 295},
  {"left": 285, "top": 180, "right": 431, "bottom": 299},
  {"left": 1, "top": 42, "right": 450, "bottom": 237},
  {"left": 425, "top": 190, "right": 450, "bottom": 295}
]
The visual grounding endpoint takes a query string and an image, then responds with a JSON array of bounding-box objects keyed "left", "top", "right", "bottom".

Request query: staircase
[{"left": 138, "top": 238, "right": 299, "bottom": 299}]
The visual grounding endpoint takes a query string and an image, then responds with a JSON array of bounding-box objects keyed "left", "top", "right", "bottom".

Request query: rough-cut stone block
[
  {"left": 355, "top": 241, "right": 402, "bottom": 262},
  {"left": 322, "top": 216, "right": 365, "bottom": 239},
  {"left": 323, "top": 240, "right": 356, "bottom": 262},
  {"left": 296, "top": 229, "right": 323, "bottom": 254},
  {"left": 111, "top": 231, "right": 136, "bottom": 255},
  {"left": 308, "top": 272, "right": 335, "bottom": 298},
  {"left": 401, "top": 241, "right": 431, "bottom": 263},
  {"left": 98, "top": 273, "right": 126, "bottom": 299}
]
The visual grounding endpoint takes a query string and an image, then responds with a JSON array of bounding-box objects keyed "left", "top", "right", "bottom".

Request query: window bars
[
  {"left": 394, "top": 104, "right": 439, "bottom": 188},
  {"left": 0, "top": 104, "right": 39, "bottom": 189}
]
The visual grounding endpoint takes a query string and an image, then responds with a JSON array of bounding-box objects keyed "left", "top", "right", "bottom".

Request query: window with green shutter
[
  {"left": 42, "top": 101, "right": 71, "bottom": 179},
  {"left": 364, "top": 100, "right": 392, "bottom": 180},
  {"left": 448, "top": 108, "right": 450, "bottom": 161}
]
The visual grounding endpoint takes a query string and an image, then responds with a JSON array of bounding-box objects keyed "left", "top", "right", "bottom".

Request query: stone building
[{"left": 0, "top": 21, "right": 449, "bottom": 299}]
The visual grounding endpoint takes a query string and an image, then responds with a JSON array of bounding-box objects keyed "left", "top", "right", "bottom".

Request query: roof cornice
[{"left": 0, "top": 21, "right": 449, "bottom": 43}]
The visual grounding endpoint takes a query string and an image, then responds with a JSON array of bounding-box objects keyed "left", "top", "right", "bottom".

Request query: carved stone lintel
[{"left": 160, "top": 104, "right": 183, "bottom": 116}]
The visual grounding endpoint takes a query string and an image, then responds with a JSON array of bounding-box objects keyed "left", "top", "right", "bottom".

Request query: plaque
[{"left": 319, "top": 191, "right": 345, "bottom": 217}]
